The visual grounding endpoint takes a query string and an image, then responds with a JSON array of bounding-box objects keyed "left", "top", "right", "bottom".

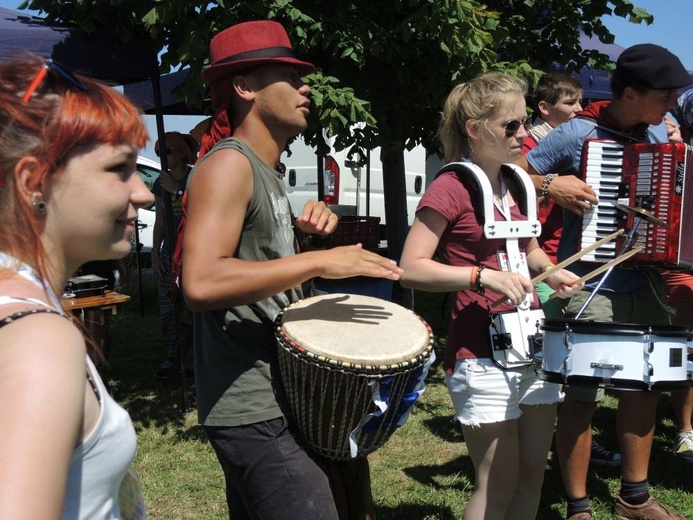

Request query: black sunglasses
[
  {"left": 504, "top": 117, "right": 531, "bottom": 137},
  {"left": 22, "top": 58, "right": 89, "bottom": 103},
  {"left": 154, "top": 147, "right": 182, "bottom": 157}
]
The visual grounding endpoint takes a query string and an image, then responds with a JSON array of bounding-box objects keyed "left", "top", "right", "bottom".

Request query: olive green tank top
[{"left": 192, "top": 138, "right": 302, "bottom": 426}]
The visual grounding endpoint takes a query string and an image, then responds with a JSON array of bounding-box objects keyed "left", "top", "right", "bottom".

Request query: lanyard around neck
[{"left": 492, "top": 175, "right": 512, "bottom": 221}]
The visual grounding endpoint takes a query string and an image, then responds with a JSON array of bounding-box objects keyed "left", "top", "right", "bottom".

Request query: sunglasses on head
[
  {"left": 154, "top": 147, "right": 182, "bottom": 157},
  {"left": 504, "top": 116, "right": 531, "bottom": 137},
  {"left": 22, "top": 58, "right": 89, "bottom": 103}
]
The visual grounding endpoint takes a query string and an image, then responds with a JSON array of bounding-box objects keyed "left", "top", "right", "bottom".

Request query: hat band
[{"left": 213, "top": 46, "right": 298, "bottom": 67}]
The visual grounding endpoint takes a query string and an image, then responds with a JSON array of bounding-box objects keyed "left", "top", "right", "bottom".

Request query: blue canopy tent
[
  {"left": 0, "top": 8, "right": 159, "bottom": 85},
  {"left": 0, "top": 8, "right": 191, "bottom": 403},
  {"left": 573, "top": 31, "right": 624, "bottom": 101},
  {"left": 0, "top": 8, "right": 175, "bottom": 273},
  {"left": 553, "top": 31, "right": 693, "bottom": 100},
  {"left": 123, "top": 66, "right": 203, "bottom": 115}
]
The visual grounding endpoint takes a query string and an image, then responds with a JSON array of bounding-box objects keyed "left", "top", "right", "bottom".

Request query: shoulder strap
[
  {"left": 0, "top": 295, "right": 56, "bottom": 309},
  {"left": 576, "top": 116, "right": 644, "bottom": 143},
  {"left": 435, "top": 161, "right": 495, "bottom": 226},
  {"left": 434, "top": 162, "right": 541, "bottom": 240},
  {"left": 0, "top": 308, "right": 65, "bottom": 329}
]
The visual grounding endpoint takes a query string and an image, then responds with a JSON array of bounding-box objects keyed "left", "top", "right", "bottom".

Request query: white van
[
  {"left": 133, "top": 141, "right": 443, "bottom": 252},
  {"left": 281, "top": 136, "right": 429, "bottom": 226},
  {"left": 133, "top": 155, "right": 161, "bottom": 252}
]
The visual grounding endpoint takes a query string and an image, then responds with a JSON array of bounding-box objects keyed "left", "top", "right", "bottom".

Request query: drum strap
[
  {"left": 488, "top": 233, "right": 543, "bottom": 368},
  {"left": 434, "top": 162, "right": 542, "bottom": 368}
]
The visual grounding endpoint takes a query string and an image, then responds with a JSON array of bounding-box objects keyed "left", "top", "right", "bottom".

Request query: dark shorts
[{"left": 204, "top": 417, "right": 339, "bottom": 520}]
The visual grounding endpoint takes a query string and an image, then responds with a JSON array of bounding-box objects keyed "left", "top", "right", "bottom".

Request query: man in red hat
[
  {"left": 520, "top": 43, "right": 691, "bottom": 520},
  {"left": 181, "top": 20, "right": 401, "bottom": 519}
]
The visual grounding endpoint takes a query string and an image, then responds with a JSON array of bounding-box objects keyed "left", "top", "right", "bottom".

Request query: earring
[{"left": 33, "top": 200, "right": 47, "bottom": 214}]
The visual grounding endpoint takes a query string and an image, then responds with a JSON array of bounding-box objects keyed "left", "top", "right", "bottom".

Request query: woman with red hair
[{"left": 0, "top": 54, "right": 153, "bottom": 518}]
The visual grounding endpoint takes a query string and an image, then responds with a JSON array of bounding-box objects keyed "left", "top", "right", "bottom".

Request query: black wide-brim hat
[{"left": 202, "top": 20, "right": 315, "bottom": 85}]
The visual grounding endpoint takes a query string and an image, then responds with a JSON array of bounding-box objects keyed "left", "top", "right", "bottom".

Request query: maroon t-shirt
[{"left": 417, "top": 170, "right": 540, "bottom": 372}]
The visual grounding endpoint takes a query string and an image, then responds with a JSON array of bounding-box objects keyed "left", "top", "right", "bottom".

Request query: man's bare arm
[
  {"left": 516, "top": 153, "right": 598, "bottom": 215},
  {"left": 182, "top": 149, "right": 402, "bottom": 312}
]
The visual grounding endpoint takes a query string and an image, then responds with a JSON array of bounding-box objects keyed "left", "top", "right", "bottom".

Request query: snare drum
[
  {"left": 275, "top": 293, "right": 435, "bottom": 460},
  {"left": 538, "top": 318, "right": 693, "bottom": 391}
]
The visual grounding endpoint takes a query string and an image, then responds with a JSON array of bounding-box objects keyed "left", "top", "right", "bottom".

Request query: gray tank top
[{"left": 192, "top": 138, "right": 303, "bottom": 426}]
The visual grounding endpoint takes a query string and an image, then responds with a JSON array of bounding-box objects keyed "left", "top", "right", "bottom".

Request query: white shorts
[{"left": 445, "top": 358, "right": 562, "bottom": 428}]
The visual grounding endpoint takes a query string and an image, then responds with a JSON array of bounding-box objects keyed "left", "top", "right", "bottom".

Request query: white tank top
[
  {"left": 0, "top": 254, "right": 144, "bottom": 519},
  {"left": 62, "top": 356, "right": 139, "bottom": 520}
]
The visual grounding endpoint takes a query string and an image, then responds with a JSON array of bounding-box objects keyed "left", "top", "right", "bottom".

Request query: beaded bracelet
[
  {"left": 540, "top": 173, "right": 556, "bottom": 202},
  {"left": 475, "top": 265, "right": 486, "bottom": 295}
]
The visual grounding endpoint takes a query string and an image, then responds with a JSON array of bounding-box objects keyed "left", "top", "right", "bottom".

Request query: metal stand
[
  {"left": 133, "top": 220, "right": 146, "bottom": 317},
  {"left": 575, "top": 213, "right": 646, "bottom": 319}
]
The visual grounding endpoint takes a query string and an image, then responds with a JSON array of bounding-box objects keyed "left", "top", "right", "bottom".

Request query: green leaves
[{"left": 25, "top": 0, "right": 654, "bottom": 162}]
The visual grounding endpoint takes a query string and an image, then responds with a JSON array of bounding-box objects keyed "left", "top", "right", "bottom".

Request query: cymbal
[{"left": 612, "top": 202, "right": 671, "bottom": 229}]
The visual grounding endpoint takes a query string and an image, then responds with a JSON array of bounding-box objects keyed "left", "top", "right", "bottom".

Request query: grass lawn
[{"left": 101, "top": 265, "right": 693, "bottom": 519}]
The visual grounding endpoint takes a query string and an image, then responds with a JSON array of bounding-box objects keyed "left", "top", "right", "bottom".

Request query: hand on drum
[
  {"left": 481, "top": 269, "right": 534, "bottom": 306},
  {"left": 295, "top": 200, "right": 339, "bottom": 236},
  {"left": 544, "top": 268, "right": 584, "bottom": 299},
  {"left": 318, "top": 244, "right": 403, "bottom": 281}
]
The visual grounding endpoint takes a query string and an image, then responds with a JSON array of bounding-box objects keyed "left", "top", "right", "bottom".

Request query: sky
[
  {"left": 1, "top": 0, "right": 691, "bottom": 159},
  {"left": 601, "top": 0, "right": 693, "bottom": 70}
]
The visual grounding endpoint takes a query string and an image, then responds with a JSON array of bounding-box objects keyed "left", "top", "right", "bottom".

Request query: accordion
[{"left": 577, "top": 139, "right": 693, "bottom": 269}]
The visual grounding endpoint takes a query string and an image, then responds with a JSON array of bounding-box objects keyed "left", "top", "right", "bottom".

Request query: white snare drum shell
[{"left": 540, "top": 319, "right": 691, "bottom": 390}]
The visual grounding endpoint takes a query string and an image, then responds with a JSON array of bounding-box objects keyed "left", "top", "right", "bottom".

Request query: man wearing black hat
[
  {"left": 181, "top": 20, "right": 401, "bottom": 520},
  {"left": 520, "top": 44, "right": 691, "bottom": 520}
]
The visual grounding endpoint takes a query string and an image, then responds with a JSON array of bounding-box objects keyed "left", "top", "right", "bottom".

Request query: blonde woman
[{"left": 400, "top": 73, "right": 582, "bottom": 519}]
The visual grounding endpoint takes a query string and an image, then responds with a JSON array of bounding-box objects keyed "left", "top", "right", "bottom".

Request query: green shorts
[
  {"left": 536, "top": 281, "right": 561, "bottom": 319},
  {"left": 560, "top": 284, "right": 672, "bottom": 402}
]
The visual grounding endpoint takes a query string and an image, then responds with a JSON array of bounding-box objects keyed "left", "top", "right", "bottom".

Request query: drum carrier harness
[{"left": 438, "top": 162, "right": 544, "bottom": 369}]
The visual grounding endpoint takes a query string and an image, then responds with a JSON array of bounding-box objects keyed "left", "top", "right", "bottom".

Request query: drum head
[{"left": 278, "top": 293, "right": 432, "bottom": 367}]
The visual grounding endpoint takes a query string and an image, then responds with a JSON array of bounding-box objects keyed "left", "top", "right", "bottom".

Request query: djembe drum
[{"left": 275, "top": 293, "right": 434, "bottom": 460}]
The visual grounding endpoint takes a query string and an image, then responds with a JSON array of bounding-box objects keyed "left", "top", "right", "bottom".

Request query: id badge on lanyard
[{"left": 496, "top": 249, "right": 534, "bottom": 305}]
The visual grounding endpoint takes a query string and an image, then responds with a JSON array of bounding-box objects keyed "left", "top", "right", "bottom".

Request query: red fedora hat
[{"left": 202, "top": 20, "right": 315, "bottom": 85}]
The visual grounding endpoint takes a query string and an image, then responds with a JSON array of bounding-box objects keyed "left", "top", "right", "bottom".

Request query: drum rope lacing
[{"left": 273, "top": 296, "right": 436, "bottom": 460}]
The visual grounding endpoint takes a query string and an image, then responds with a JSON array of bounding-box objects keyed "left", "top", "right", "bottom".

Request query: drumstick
[
  {"left": 533, "top": 228, "right": 625, "bottom": 284},
  {"left": 548, "top": 245, "right": 644, "bottom": 300},
  {"left": 490, "top": 228, "right": 625, "bottom": 308}
]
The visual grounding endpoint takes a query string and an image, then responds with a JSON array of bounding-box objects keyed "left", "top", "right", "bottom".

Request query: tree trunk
[{"left": 381, "top": 145, "right": 414, "bottom": 309}]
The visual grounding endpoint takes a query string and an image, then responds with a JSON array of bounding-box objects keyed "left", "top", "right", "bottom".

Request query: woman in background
[
  {"left": 151, "top": 131, "right": 196, "bottom": 380},
  {"left": 0, "top": 54, "right": 153, "bottom": 518}
]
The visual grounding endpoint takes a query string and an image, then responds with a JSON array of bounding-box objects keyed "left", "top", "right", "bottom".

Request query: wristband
[
  {"left": 541, "top": 263, "right": 554, "bottom": 273},
  {"left": 540, "top": 174, "right": 556, "bottom": 202},
  {"left": 469, "top": 266, "right": 478, "bottom": 291}
]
